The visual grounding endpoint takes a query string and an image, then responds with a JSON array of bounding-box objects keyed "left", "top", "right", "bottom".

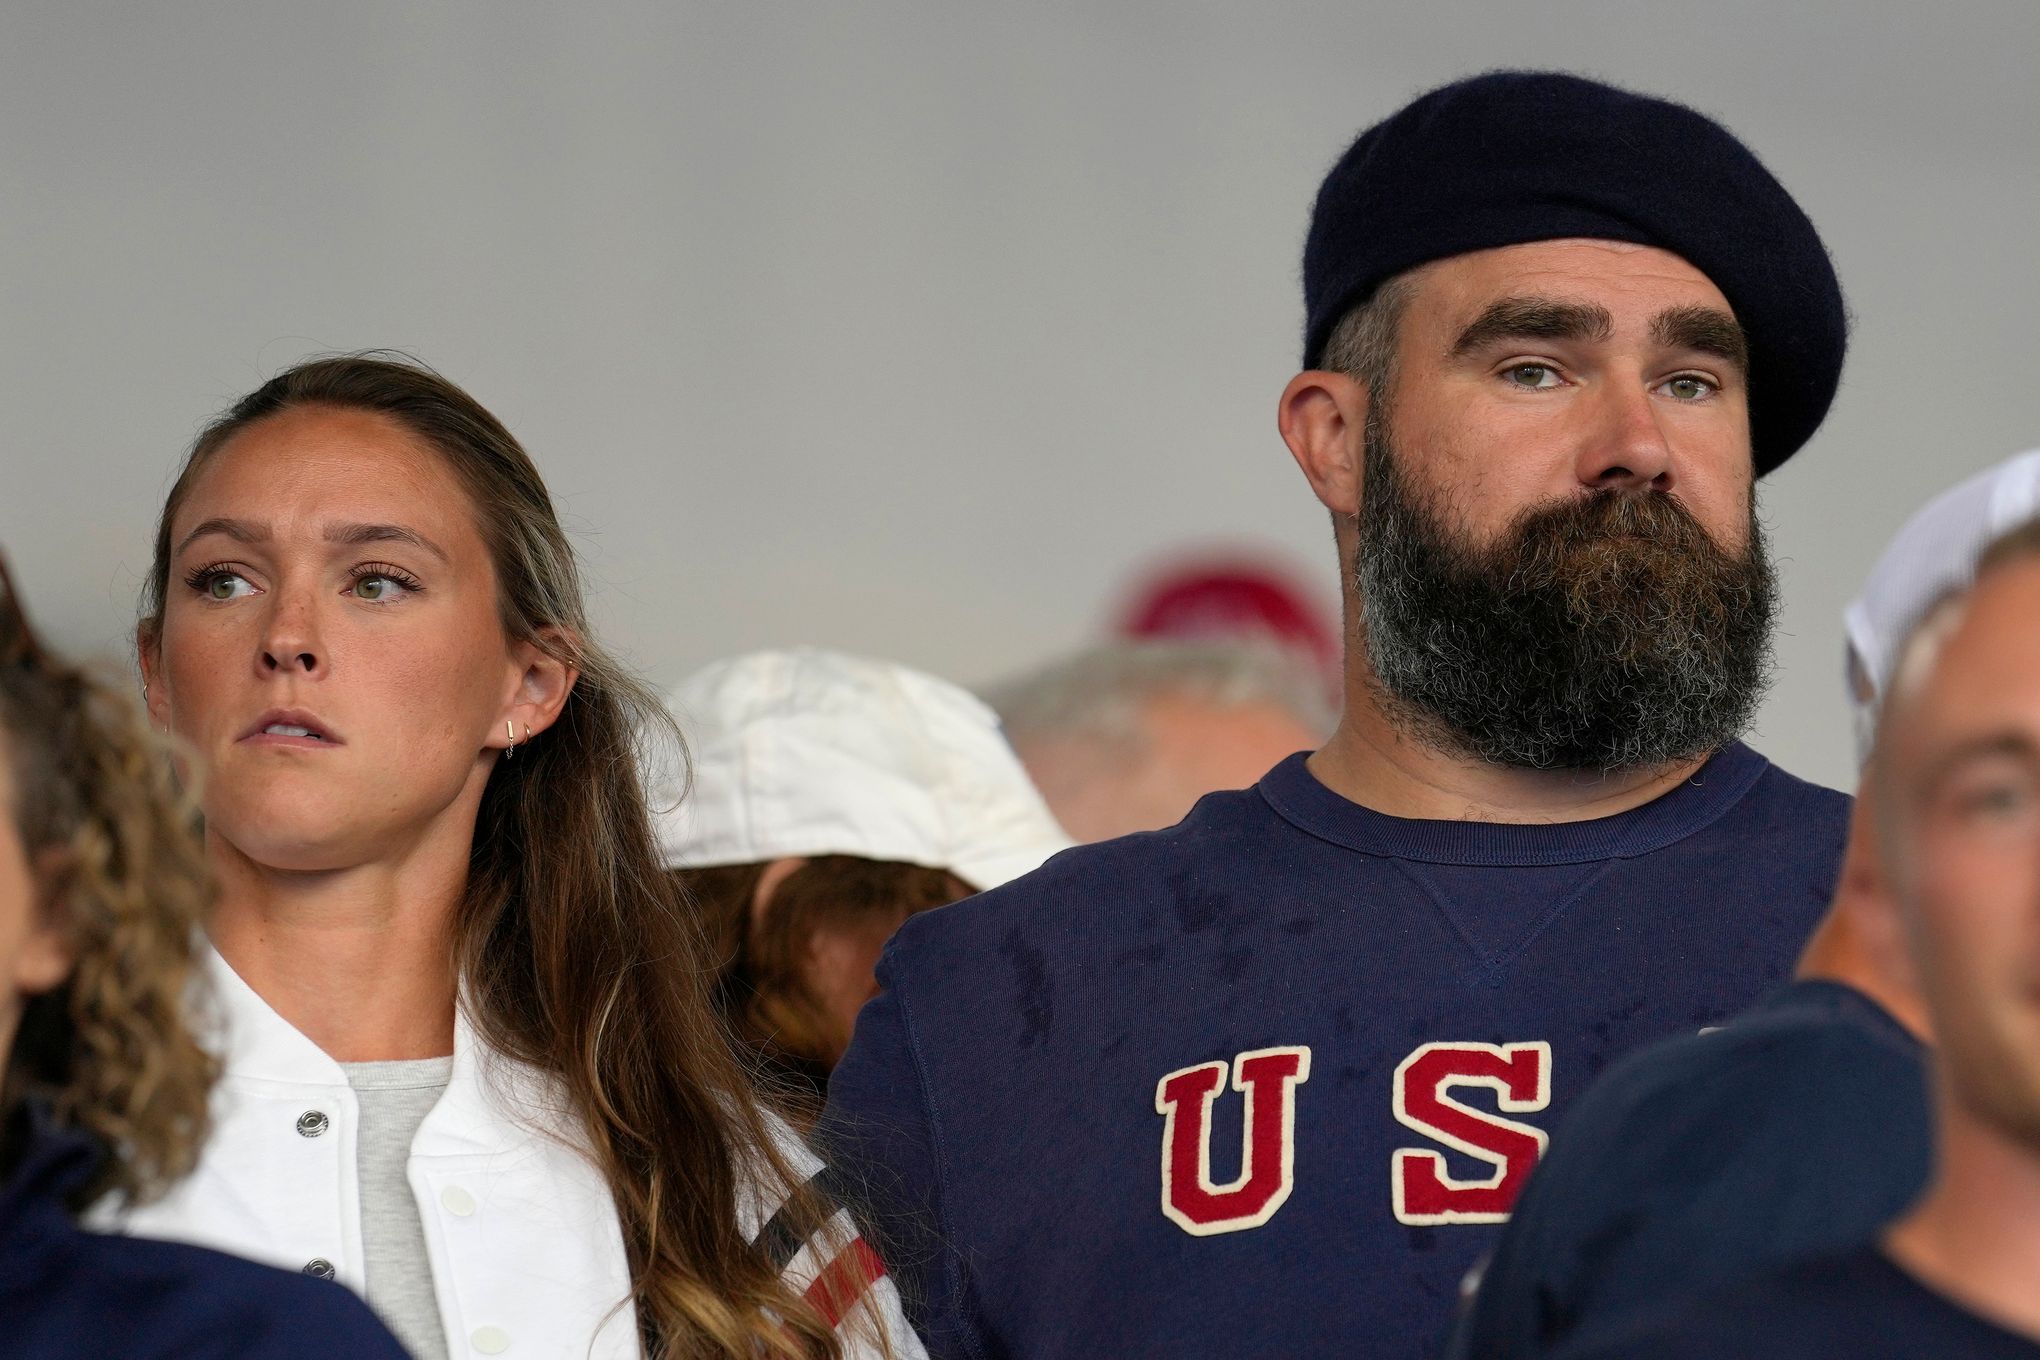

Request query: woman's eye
[
  {"left": 350, "top": 574, "right": 408, "bottom": 603},
  {"left": 1503, "top": 364, "right": 1560, "bottom": 389},
  {"left": 193, "top": 570, "right": 255, "bottom": 601},
  {"left": 1662, "top": 375, "right": 1716, "bottom": 400}
]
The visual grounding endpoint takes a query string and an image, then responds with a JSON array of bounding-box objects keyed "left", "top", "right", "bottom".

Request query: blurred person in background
[
  {"left": 1111, "top": 554, "right": 1341, "bottom": 689},
  {"left": 118, "top": 357, "right": 923, "bottom": 1360},
  {"left": 821, "top": 71, "right": 1853, "bottom": 1360},
  {"left": 1561, "top": 517, "right": 2040, "bottom": 1359},
  {"left": 653, "top": 648, "right": 1071, "bottom": 1108},
  {"left": 0, "top": 556, "right": 405, "bottom": 1356},
  {"left": 984, "top": 640, "right": 1334, "bottom": 843},
  {"left": 1451, "top": 449, "right": 2040, "bottom": 1359}
]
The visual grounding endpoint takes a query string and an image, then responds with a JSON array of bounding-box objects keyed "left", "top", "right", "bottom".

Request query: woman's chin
[{"left": 204, "top": 797, "right": 386, "bottom": 875}]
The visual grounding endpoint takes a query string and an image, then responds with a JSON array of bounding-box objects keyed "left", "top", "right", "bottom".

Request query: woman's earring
[{"left": 504, "top": 718, "right": 517, "bottom": 759}]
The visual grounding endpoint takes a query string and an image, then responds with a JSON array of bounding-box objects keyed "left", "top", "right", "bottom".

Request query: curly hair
[{"left": 2, "top": 605, "right": 216, "bottom": 1207}]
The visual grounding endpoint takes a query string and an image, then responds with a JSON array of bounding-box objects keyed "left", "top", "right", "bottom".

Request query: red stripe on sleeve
[{"left": 803, "top": 1238, "right": 889, "bottom": 1329}]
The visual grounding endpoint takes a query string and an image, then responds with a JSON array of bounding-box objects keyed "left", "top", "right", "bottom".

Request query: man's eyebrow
[
  {"left": 1653, "top": 305, "right": 1749, "bottom": 372},
  {"left": 174, "top": 517, "right": 270, "bottom": 557},
  {"left": 1450, "top": 298, "right": 1614, "bottom": 357},
  {"left": 1920, "top": 730, "right": 2040, "bottom": 792},
  {"left": 325, "top": 522, "right": 451, "bottom": 563}
]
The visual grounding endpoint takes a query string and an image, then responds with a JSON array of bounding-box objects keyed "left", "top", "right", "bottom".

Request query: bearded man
[{"left": 821, "top": 72, "right": 1852, "bottom": 1360}]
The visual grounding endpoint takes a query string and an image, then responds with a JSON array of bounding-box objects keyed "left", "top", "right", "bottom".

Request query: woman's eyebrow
[
  {"left": 172, "top": 517, "right": 451, "bottom": 565},
  {"left": 174, "top": 517, "right": 269, "bottom": 556},
  {"left": 324, "top": 522, "right": 451, "bottom": 564}
]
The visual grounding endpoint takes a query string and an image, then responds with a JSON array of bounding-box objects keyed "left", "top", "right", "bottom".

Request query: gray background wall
[{"left": 5, "top": 0, "right": 2037, "bottom": 795}]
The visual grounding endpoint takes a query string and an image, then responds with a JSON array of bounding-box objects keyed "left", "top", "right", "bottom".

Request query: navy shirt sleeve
[
  {"left": 821, "top": 951, "right": 978, "bottom": 1360},
  {"left": 15, "top": 1234, "right": 412, "bottom": 1359},
  {"left": 2, "top": 1101, "right": 412, "bottom": 1360},
  {"left": 1450, "top": 980, "right": 1932, "bottom": 1360},
  {"left": 1552, "top": 1248, "right": 2040, "bottom": 1360},
  {"left": 161, "top": 1264, "right": 415, "bottom": 1360}
]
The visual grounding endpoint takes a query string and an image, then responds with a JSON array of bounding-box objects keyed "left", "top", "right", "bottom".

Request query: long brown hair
[
  {"left": 2, "top": 558, "right": 216, "bottom": 1206},
  {"left": 687, "top": 856, "right": 969, "bottom": 1102},
  {"left": 138, "top": 355, "right": 857, "bottom": 1358}
]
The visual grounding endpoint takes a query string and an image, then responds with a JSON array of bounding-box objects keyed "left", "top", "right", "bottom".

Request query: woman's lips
[
  {"left": 241, "top": 727, "right": 336, "bottom": 749},
  {"left": 238, "top": 709, "right": 344, "bottom": 747}
]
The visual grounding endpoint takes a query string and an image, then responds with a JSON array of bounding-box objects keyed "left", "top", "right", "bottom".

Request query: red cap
[{"left": 1115, "top": 552, "right": 1338, "bottom": 680}]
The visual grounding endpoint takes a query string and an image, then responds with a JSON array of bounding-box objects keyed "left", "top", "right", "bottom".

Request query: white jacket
[{"left": 113, "top": 947, "right": 925, "bottom": 1360}]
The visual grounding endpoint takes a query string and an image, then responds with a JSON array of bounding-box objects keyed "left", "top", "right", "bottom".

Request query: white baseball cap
[
  {"left": 650, "top": 647, "right": 1075, "bottom": 890},
  {"left": 1844, "top": 448, "right": 2040, "bottom": 764}
]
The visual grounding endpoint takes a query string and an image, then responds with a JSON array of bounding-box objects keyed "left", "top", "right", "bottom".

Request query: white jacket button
[
  {"left": 302, "top": 1258, "right": 336, "bottom": 1279},
  {"left": 471, "top": 1326, "right": 511, "bottom": 1353},
  {"left": 295, "top": 1110, "right": 330, "bottom": 1138},
  {"left": 440, "top": 1185, "right": 477, "bottom": 1217}
]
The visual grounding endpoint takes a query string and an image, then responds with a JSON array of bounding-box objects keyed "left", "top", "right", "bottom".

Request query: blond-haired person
[
  {"left": 0, "top": 556, "right": 405, "bottom": 1356},
  {"left": 1560, "top": 519, "right": 2040, "bottom": 1357}
]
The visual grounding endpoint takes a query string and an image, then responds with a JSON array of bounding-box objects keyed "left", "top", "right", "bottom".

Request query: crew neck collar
[{"left": 1256, "top": 742, "right": 1769, "bottom": 866}]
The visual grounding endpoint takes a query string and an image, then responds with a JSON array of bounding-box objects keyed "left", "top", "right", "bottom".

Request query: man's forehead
[
  {"left": 1415, "top": 238, "right": 1733, "bottom": 318},
  {"left": 1894, "top": 564, "right": 2040, "bottom": 756}
]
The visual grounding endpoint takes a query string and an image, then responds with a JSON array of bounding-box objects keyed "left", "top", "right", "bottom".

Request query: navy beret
[{"left": 1302, "top": 70, "right": 1846, "bottom": 476}]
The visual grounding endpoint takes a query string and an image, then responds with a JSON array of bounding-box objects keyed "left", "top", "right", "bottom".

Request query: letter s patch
[
  {"left": 1155, "top": 1046, "right": 1312, "bottom": 1236},
  {"left": 1391, "top": 1040, "right": 1551, "bottom": 1226}
]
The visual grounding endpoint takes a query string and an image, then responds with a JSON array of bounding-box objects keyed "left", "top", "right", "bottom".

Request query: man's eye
[
  {"left": 1662, "top": 375, "right": 1716, "bottom": 400},
  {"left": 1957, "top": 781, "right": 2034, "bottom": 822},
  {"left": 1503, "top": 364, "right": 1560, "bottom": 389}
]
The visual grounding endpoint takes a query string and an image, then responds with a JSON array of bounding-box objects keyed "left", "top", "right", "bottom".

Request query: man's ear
[
  {"left": 1834, "top": 776, "right": 1933, "bottom": 1041},
  {"left": 1278, "top": 370, "right": 1370, "bottom": 517},
  {"left": 491, "top": 626, "right": 580, "bottom": 753}
]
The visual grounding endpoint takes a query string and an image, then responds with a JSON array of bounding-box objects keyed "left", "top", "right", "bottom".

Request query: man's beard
[{"left": 1355, "top": 413, "right": 1777, "bottom": 773}]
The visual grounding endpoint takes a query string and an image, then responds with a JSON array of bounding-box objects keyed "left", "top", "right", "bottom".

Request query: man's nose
[{"left": 1575, "top": 382, "right": 1675, "bottom": 493}]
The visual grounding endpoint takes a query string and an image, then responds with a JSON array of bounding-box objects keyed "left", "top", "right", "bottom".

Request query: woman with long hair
[
  {"left": 0, "top": 556, "right": 404, "bottom": 1355},
  {"left": 121, "top": 355, "right": 920, "bottom": 1359}
]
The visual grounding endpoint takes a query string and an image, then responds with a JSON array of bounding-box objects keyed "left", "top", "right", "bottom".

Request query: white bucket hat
[
  {"left": 650, "top": 647, "right": 1074, "bottom": 891},
  {"left": 1844, "top": 448, "right": 2040, "bottom": 764}
]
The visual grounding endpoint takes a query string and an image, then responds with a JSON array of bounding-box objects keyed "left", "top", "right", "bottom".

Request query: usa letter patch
[
  {"left": 1391, "top": 1040, "right": 1551, "bottom": 1226},
  {"left": 1155, "top": 1046, "right": 1312, "bottom": 1236}
]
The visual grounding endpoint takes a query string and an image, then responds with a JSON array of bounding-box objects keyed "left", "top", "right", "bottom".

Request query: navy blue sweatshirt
[
  {"left": 1450, "top": 978, "right": 1931, "bottom": 1360},
  {"left": 0, "top": 1103, "right": 409, "bottom": 1359},
  {"left": 821, "top": 745, "right": 1847, "bottom": 1360}
]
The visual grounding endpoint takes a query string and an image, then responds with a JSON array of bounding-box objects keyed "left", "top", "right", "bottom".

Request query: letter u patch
[{"left": 1154, "top": 1046, "right": 1312, "bottom": 1236}]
